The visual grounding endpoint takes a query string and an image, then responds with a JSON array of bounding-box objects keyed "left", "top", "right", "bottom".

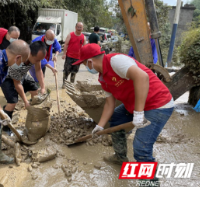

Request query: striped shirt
[{"left": 7, "top": 62, "right": 33, "bottom": 81}]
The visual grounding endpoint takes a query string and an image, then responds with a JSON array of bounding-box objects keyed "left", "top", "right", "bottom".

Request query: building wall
[{"left": 168, "top": 4, "right": 196, "bottom": 46}]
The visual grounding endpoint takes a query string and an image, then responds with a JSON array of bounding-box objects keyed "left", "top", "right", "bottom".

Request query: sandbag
[{"left": 25, "top": 102, "right": 52, "bottom": 142}]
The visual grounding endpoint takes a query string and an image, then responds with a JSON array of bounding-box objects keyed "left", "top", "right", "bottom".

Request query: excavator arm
[
  {"left": 118, "top": 0, "right": 197, "bottom": 101},
  {"left": 118, "top": 0, "right": 170, "bottom": 82}
]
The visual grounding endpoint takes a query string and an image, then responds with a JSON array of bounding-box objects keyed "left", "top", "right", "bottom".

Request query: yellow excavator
[{"left": 118, "top": 0, "right": 197, "bottom": 101}]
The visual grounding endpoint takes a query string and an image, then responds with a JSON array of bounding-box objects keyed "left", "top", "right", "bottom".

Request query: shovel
[
  {"left": 0, "top": 112, "right": 37, "bottom": 146},
  {"left": 67, "top": 122, "right": 135, "bottom": 146}
]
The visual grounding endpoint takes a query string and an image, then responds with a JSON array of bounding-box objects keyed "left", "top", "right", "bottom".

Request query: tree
[
  {"left": 0, "top": 0, "right": 113, "bottom": 41},
  {"left": 189, "top": 0, "right": 200, "bottom": 19}
]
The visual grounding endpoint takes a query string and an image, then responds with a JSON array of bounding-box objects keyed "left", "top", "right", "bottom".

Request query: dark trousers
[{"left": 63, "top": 56, "right": 80, "bottom": 82}]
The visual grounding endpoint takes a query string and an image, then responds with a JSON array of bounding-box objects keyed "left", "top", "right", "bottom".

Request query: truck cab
[{"left": 32, "top": 16, "right": 62, "bottom": 42}]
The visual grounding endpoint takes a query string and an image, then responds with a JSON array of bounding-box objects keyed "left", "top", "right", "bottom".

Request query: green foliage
[
  {"left": 189, "top": 0, "right": 200, "bottom": 20},
  {"left": 179, "top": 28, "right": 200, "bottom": 81},
  {"left": 0, "top": 0, "right": 113, "bottom": 41}
]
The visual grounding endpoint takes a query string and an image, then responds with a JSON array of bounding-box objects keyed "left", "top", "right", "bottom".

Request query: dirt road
[{"left": 0, "top": 53, "right": 200, "bottom": 187}]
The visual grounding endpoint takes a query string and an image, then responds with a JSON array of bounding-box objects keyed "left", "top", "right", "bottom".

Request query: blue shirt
[
  {"left": 128, "top": 38, "right": 158, "bottom": 64},
  {"left": 32, "top": 35, "right": 62, "bottom": 67},
  {"left": 29, "top": 35, "right": 62, "bottom": 82},
  {"left": 0, "top": 49, "right": 9, "bottom": 86}
]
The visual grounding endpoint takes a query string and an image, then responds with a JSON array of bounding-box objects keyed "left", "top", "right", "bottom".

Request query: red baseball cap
[{"left": 72, "top": 43, "right": 105, "bottom": 65}]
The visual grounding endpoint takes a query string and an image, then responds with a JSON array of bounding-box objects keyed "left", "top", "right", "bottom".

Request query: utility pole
[{"left": 166, "top": 0, "right": 182, "bottom": 67}]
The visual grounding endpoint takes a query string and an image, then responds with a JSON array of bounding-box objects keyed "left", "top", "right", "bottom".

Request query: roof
[{"left": 37, "top": 16, "right": 61, "bottom": 23}]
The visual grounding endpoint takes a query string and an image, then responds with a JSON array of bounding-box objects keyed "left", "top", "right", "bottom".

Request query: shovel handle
[
  {"left": 0, "top": 111, "right": 22, "bottom": 142},
  {"left": 74, "top": 122, "right": 134, "bottom": 143},
  {"left": 54, "top": 61, "right": 61, "bottom": 116}
]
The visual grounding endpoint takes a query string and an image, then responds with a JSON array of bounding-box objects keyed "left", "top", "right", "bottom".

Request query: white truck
[{"left": 32, "top": 8, "right": 78, "bottom": 43}]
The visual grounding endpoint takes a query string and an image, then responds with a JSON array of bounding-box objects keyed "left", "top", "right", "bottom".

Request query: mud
[{"left": 0, "top": 54, "right": 200, "bottom": 187}]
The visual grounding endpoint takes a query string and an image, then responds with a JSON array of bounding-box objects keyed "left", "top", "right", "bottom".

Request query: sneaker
[{"left": 103, "top": 154, "right": 129, "bottom": 165}]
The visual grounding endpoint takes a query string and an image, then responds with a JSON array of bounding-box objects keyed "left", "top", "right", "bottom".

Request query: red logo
[
  {"left": 119, "top": 162, "right": 157, "bottom": 179},
  {"left": 65, "top": 14, "right": 68, "bottom": 16}
]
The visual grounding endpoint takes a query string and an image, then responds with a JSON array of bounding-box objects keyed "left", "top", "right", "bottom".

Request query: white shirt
[{"left": 103, "top": 54, "right": 174, "bottom": 109}]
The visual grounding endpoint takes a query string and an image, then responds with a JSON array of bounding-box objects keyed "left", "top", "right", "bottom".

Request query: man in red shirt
[
  {"left": 72, "top": 44, "right": 174, "bottom": 185},
  {"left": 0, "top": 26, "right": 20, "bottom": 49},
  {"left": 62, "top": 22, "right": 86, "bottom": 87}
]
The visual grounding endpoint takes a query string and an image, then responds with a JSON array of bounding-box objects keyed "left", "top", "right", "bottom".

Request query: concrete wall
[{"left": 168, "top": 4, "right": 196, "bottom": 46}]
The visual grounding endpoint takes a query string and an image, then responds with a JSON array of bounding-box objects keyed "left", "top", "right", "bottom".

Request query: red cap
[{"left": 72, "top": 43, "right": 105, "bottom": 65}]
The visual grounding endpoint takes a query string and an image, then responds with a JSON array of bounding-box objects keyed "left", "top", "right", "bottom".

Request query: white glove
[
  {"left": 0, "top": 110, "right": 11, "bottom": 126},
  {"left": 92, "top": 125, "right": 104, "bottom": 138},
  {"left": 132, "top": 111, "right": 151, "bottom": 129}
]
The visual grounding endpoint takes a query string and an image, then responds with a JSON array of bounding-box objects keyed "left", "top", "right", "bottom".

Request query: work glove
[
  {"left": 0, "top": 110, "right": 12, "bottom": 126},
  {"left": 92, "top": 125, "right": 104, "bottom": 138},
  {"left": 132, "top": 111, "right": 151, "bottom": 129}
]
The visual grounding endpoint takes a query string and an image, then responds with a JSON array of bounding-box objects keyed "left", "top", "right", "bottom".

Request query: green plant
[{"left": 179, "top": 28, "right": 200, "bottom": 79}]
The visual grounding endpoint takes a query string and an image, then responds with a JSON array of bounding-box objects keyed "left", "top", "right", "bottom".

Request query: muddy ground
[{"left": 0, "top": 53, "right": 200, "bottom": 187}]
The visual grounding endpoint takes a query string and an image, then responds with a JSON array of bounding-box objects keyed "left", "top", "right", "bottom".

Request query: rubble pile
[{"left": 49, "top": 104, "right": 112, "bottom": 146}]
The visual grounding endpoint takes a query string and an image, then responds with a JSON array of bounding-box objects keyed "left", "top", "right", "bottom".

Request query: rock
[
  {"left": 31, "top": 163, "right": 38, "bottom": 169},
  {"left": 67, "top": 177, "right": 72, "bottom": 182},
  {"left": 70, "top": 159, "right": 76, "bottom": 165},
  {"left": 28, "top": 165, "right": 33, "bottom": 172},
  {"left": 12, "top": 114, "right": 19, "bottom": 124},
  {"left": 72, "top": 167, "right": 77, "bottom": 173},
  {"left": 52, "top": 164, "right": 59, "bottom": 169},
  {"left": 38, "top": 137, "right": 45, "bottom": 143},
  {"left": 32, "top": 175, "right": 38, "bottom": 180},
  {"left": 9, "top": 165, "right": 13, "bottom": 168},
  {"left": 32, "top": 146, "right": 57, "bottom": 163},
  {"left": 65, "top": 170, "right": 72, "bottom": 177},
  {"left": 94, "top": 165, "right": 101, "bottom": 170},
  {"left": 83, "top": 162, "right": 87, "bottom": 165}
]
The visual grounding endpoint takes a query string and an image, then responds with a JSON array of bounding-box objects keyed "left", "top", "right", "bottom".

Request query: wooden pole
[{"left": 54, "top": 61, "right": 61, "bottom": 116}]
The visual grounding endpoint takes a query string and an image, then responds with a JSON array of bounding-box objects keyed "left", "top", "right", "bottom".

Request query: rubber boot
[
  {"left": 0, "top": 128, "right": 14, "bottom": 164},
  {"left": 70, "top": 73, "right": 76, "bottom": 83},
  {"left": 2, "top": 106, "right": 13, "bottom": 136},
  {"left": 103, "top": 129, "right": 129, "bottom": 165},
  {"left": 62, "top": 72, "right": 68, "bottom": 89},
  {"left": 103, "top": 154, "right": 129, "bottom": 165}
]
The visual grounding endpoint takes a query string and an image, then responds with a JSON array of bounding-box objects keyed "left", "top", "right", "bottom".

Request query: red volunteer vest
[
  {"left": 99, "top": 53, "right": 172, "bottom": 113},
  {"left": 41, "top": 35, "right": 52, "bottom": 62},
  {"left": 0, "top": 28, "right": 8, "bottom": 44},
  {"left": 66, "top": 32, "right": 84, "bottom": 59}
]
